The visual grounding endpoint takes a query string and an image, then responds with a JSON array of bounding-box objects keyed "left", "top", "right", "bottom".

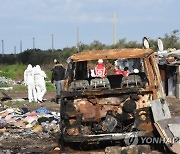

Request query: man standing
[
  {"left": 51, "top": 61, "right": 65, "bottom": 99},
  {"left": 34, "top": 65, "right": 47, "bottom": 103},
  {"left": 94, "top": 59, "right": 107, "bottom": 78},
  {"left": 24, "top": 64, "right": 37, "bottom": 102}
]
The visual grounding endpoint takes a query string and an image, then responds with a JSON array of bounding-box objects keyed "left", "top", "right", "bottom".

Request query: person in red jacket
[
  {"left": 114, "top": 60, "right": 123, "bottom": 75},
  {"left": 94, "top": 59, "right": 107, "bottom": 78},
  {"left": 114, "top": 66, "right": 123, "bottom": 75},
  {"left": 123, "top": 67, "right": 130, "bottom": 77}
]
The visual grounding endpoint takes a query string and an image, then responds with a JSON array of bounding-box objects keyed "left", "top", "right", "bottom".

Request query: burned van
[{"left": 60, "top": 48, "right": 165, "bottom": 149}]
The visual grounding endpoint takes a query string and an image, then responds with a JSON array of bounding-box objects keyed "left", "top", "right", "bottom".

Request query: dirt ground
[{"left": 0, "top": 92, "right": 180, "bottom": 154}]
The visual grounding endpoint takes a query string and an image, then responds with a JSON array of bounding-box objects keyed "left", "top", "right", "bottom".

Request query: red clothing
[
  {"left": 123, "top": 70, "right": 130, "bottom": 77},
  {"left": 94, "top": 64, "right": 107, "bottom": 78},
  {"left": 114, "top": 69, "right": 123, "bottom": 75}
]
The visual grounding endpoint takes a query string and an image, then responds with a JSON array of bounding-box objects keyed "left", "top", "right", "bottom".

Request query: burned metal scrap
[
  {"left": 59, "top": 48, "right": 172, "bottom": 153},
  {"left": 156, "top": 49, "right": 180, "bottom": 66}
]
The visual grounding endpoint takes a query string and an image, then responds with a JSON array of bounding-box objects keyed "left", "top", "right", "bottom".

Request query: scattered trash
[
  {"left": 0, "top": 106, "right": 60, "bottom": 133},
  {"left": 35, "top": 107, "right": 51, "bottom": 114},
  {"left": 0, "top": 87, "right": 13, "bottom": 91},
  {"left": 0, "top": 77, "right": 14, "bottom": 84},
  {"left": 33, "top": 124, "right": 42, "bottom": 132}
]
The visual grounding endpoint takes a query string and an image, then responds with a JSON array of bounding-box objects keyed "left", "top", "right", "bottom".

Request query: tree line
[{"left": 0, "top": 30, "right": 179, "bottom": 65}]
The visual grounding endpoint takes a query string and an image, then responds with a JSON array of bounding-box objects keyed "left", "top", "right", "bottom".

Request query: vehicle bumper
[{"left": 63, "top": 131, "right": 152, "bottom": 142}]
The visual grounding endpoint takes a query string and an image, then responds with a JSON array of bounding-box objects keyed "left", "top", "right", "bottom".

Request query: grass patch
[
  {"left": 45, "top": 70, "right": 52, "bottom": 81},
  {"left": 0, "top": 83, "right": 27, "bottom": 92},
  {"left": 1, "top": 83, "right": 54, "bottom": 92},
  {"left": 0, "top": 64, "right": 55, "bottom": 92},
  {"left": 10, "top": 85, "right": 27, "bottom": 92},
  {"left": 3, "top": 101, "right": 40, "bottom": 109},
  {"left": 46, "top": 82, "right": 55, "bottom": 92},
  {"left": 0, "top": 64, "right": 52, "bottom": 81},
  {"left": 0, "top": 83, "right": 8, "bottom": 87},
  {"left": 0, "top": 65, "right": 26, "bottom": 80}
]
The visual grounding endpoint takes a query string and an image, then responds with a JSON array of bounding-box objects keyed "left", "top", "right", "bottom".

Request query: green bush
[
  {"left": 46, "top": 82, "right": 55, "bottom": 92},
  {"left": 0, "top": 65, "right": 26, "bottom": 80}
]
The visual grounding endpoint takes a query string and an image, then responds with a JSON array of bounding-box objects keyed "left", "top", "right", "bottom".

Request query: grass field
[
  {"left": 3, "top": 101, "right": 40, "bottom": 108},
  {"left": 0, "top": 64, "right": 55, "bottom": 92},
  {"left": 0, "top": 64, "right": 26, "bottom": 80}
]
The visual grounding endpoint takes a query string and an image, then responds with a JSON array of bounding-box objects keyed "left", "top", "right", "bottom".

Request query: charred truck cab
[{"left": 60, "top": 49, "right": 165, "bottom": 149}]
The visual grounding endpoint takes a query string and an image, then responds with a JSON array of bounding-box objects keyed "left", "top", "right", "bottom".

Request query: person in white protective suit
[
  {"left": 34, "top": 65, "right": 47, "bottom": 103},
  {"left": 24, "top": 64, "right": 37, "bottom": 102}
]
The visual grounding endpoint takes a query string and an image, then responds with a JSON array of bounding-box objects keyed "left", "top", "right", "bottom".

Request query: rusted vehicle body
[{"left": 60, "top": 48, "right": 165, "bottom": 149}]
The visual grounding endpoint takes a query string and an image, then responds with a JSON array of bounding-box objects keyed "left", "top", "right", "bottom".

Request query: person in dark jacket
[{"left": 51, "top": 61, "right": 65, "bottom": 96}]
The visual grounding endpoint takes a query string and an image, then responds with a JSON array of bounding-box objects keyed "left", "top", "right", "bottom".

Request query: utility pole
[
  {"left": 113, "top": 12, "right": 117, "bottom": 45},
  {"left": 32, "top": 37, "right": 35, "bottom": 49},
  {"left": 1, "top": 40, "right": 4, "bottom": 56},
  {"left": 14, "top": 46, "right": 16, "bottom": 56},
  {"left": 77, "top": 26, "right": 79, "bottom": 52},
  {"left": 52, "top": 34, "right": 54, "bottom": 52},
  {"left": 20, "top": 40, "right": 22, "bottom": 53}
]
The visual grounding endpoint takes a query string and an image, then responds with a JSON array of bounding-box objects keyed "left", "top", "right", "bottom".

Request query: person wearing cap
[
  {"left": 51, "top": 61, "right": 65, "bottom": 100},
  {"left": 24, "top": 64, "right": 37, "bottom": 102},
  {"left": 51, "top": 59, "right": 60, "bottom": 70},
  {"left": 94, "top": 59, "right": 107, "bottom": 78},
  {"left": 133, "top": 69, "right": 139, "bottom": 74},
  {"left": 54, "top": 59, "right": 58, "bottom": 64}
]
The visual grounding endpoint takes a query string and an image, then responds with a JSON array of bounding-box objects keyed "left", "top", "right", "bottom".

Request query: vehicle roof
[{"left": 70, "top": 48, "right": 154, "bottom": 62}]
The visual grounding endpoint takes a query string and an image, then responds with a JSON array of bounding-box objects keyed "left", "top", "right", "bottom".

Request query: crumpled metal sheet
[
  {"left": 154, "top": 117, "right": 180, "bottom": 153},
  {"left": 168, "top": 124, "right": 180, "bottom": 139},
  {"left": 151, "top": 99, "right": 171, "bottom": 122}
]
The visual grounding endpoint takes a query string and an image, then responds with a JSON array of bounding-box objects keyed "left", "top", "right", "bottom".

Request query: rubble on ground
[
  {"left": 0, "top": 106, "right": 60, "bottom": 153},
  {"left": 0, "top": 76, "right": 24, "bottom": 85},
  {"left": 0, "top": 106, "right": 60, "bottom": 132},
  {"left": 0, "top": 77, "right": 14, "bottom": 84},
  {"left": 0, "top": 87, "right": 13, "bottom": 91}
]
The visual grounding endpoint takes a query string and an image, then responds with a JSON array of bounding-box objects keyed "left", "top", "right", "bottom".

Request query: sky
[{"left": 0, "top": 0, "right": 180, "bottom": 54}]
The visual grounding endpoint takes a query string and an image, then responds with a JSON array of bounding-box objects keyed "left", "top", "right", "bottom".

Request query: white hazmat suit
[
  {"left": 24, "top": 64, "right": 37, "bottom": 102},
  {"left": 34, "top": 65, "right": 47, "bottom": 102}
]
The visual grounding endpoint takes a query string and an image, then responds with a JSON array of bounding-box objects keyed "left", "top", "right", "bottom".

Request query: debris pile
[
  {"left": 0, "top": 106, "right": 60, "bottom": 153},
  {"left": 156, "top": 49, "right": 180, "bottom": 65},
  {"left": 0, "top": 106, "right": 60, "bottom": 132},
  {"left": 0, "top": 77, "right": 14, "bottom": 84}
]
